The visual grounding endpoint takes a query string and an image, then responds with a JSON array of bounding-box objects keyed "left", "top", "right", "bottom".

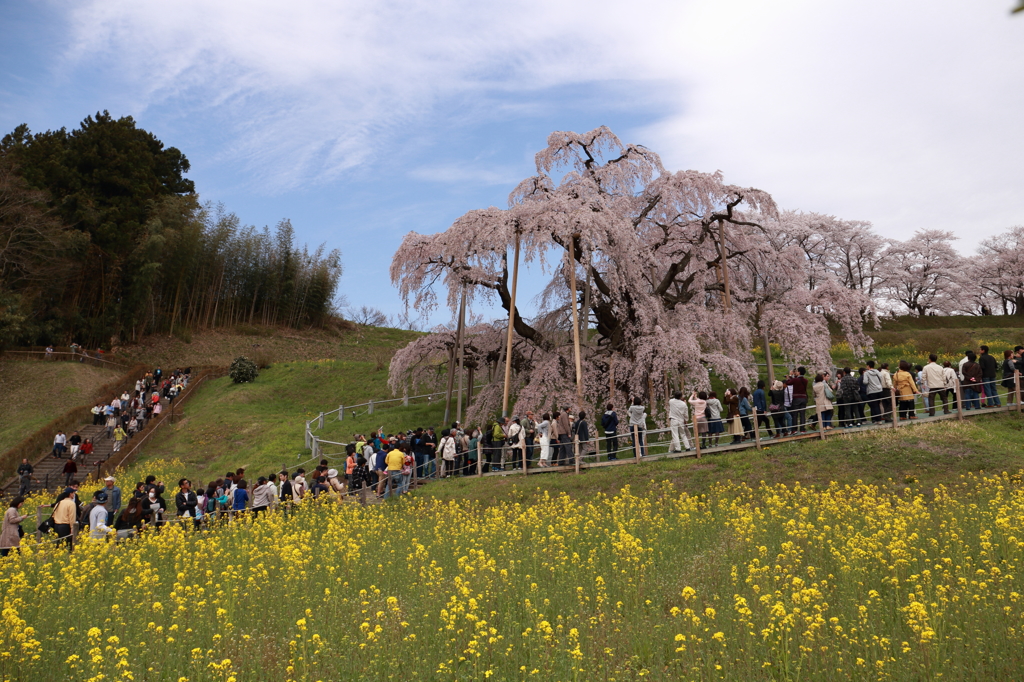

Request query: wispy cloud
[{"left": 54, "top": 0, "right": 1024, "bottom": 244}]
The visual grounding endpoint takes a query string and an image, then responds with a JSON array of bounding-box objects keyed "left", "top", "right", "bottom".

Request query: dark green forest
[{"left": 0, "top": 112, "right": 342, "bottom": 348}]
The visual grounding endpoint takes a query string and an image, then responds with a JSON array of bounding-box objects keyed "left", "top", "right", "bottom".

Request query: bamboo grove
[{"left": 0, "top": 112, "right": 342, "bottom": 348}]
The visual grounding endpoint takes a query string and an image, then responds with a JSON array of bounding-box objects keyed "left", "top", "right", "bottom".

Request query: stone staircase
[{"left": 5, "top": 404, "right": 167, "bottom": 497}]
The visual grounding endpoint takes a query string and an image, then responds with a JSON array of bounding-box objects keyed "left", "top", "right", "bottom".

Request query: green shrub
[{"left": 229, "top": 356, "right": 259, "bottom": 384}]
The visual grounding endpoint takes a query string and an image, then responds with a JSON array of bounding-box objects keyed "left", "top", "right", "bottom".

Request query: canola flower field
[{"left": 2, "top": 472, "right": 1024, "bottom": 681}]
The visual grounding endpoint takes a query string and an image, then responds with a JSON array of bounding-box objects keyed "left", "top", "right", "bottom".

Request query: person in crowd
[
  {"left": 723, "top": 389, "right": 742, "bottom": 444},
  {"left": 52, "top": 488, "right": 77, "bottom": 549},
  {"left": 112, "top": 424, "right": 127, "bottom": 453},
  {"left": 813, "top": 373, "right": 834, "bottom": 430},
  {"left": 175, "top": 479, "right": 200, "bottom": 528},
  {"left": 523, "top": 411, "right": 537, "bottom": 465},
  {"left": 879, "top": 362, "right": 894, "bottom": 422},
  {"left": 921, "top": 354, "right": 948, "bottom": 416},
  {"left": 51, "top": 430, "right": 67, "bottom": 458},
  {"left": 979, "top": 345, "right": 1001, "bottom": 407},
  {"left": 384, "top": 443, "right": 405, "bottom": 495},
  {"left": 466, "top": 427, "right": 480, "bottom": 473},
  {"left": 894, "top": 360, "right": 921, "bottom": 420},
  {"left": 556, "top": 409, "right": 572, "bottom": 466},
  {"left": 547, "top": 413, "right": 560, "bottom": 468},
  {"left": 668, "top": 391, "right": 692, "bottom": 452},
  {"left": 689, "top": 391, "right": 709, "bottom": 447},
  {"left": 627, "top": 397, "right": 647, "bottom": 457},
  {"left": 601, "top": 403, "right": 619, "bottom": 459},
  {"left": 232, "top": 480, "right": 249, "bottom": 513},
  {"left": 737, "top": 387, "right": 754, "bottom": 440},
  {"left": 105, "top": 412, "right": 118, "bottom": 440},
  {"left": 753, "top": 381, "right": 773, "bottom": 438},
  {"left": 489, "top": 418, "right": 507, "bottom": 471},
  {"left": 961, "top": 351, "right": 983, "bottom": 410},
  {"left": 571, "top": 410, "right": 591, "bottom": 461},
  {"left": 68, "top": 431, "right": 82, "bottom": 459},
  {"left": 536, "top": 413, "right": 551, "bottom": 467},
  {"left": 507, "top": 417, "right": 524, "bottom": 469},
  {"left": 785, "top": 367, "right": 810, "bottom": 432},
  {"left": 62, "top": 458, "right": 78, "bottom": 487},
  {"left": 839, "top": 368, "right": 861, "bottom": 428},
  {"left": 705, "top": 391, "right": 724, "bottom": 447},
  {"left": 17, "top": 460, "right": 37, "bottom": 497},
  {"left": 0, "top": 497, "right": 27, "bottom": 557},
  {"left": 1002, "top": 350, "right": 1018, "bottom": 406},
  {"left": 863, "top": 361, "right": 884, "bottom": 422},
  {"left": 251, "top": 477, "right": 275, "bottom": 515},
  {"left": 88, "top": 491, "right": 113, "bottom": 541},
  {"left": 437, "top": 429, "right": 457, "bottom": 479}
]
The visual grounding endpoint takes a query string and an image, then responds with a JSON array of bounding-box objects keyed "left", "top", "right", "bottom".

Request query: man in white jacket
[{"left": 668, "top": 391, "right": 692, "bottom": 452}]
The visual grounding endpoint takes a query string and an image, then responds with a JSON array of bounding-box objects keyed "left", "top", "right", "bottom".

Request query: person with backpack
[
  {"left": 507, "top": 417, "right": 524, "bottom": 469},
  {"left": 839, "top": 368, "right": 862, "bottom": 427},
  {"left": 437, "top": 429, "right": 457, "bottom": 479},
  {"left": 490, "top": 419, "right": 507, "bottom": 471}
]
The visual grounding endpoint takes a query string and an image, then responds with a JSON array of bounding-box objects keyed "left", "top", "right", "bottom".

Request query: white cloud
[{"left": 60, "top": 0, "right": 1024, "bottom": 246}]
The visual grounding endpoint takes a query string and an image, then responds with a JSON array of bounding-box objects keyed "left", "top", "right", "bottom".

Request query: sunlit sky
[{"left": 2, "top": 1, "right": 1022, "bottom": 325}]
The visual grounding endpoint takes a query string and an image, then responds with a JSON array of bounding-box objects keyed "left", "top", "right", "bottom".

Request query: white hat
[
  {"left": 327, "top": 469, "right": 338, "bottom": 478},
  {"left": 104, "top": 476, "right": 116, "bottom": 482}
]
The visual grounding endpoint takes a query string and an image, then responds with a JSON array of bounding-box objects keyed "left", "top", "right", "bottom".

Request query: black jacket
[
  {"left": 17, "top": 463, "right": 32, "bottom": 476},
  {"left": 979, "top": 352, "right": 998, "bottom": 379},
  {"left": 175, "top": 490, "right": 198, "bottom": 517},
  {"left": 601, "top": 411, "right": 618, "bottom": 433}
]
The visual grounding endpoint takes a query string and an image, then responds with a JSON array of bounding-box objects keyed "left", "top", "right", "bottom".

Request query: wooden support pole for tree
[
  {"left": 443, "top": 344, "right": 456, "bottom": 425},
  {"left": 455, "top": 285, "right": 467, "bottom": 424},
  {"left": 609, "top": 356, "right": 615, "bottom": 403},
  {"left": 502, "top": 234, "right": 521, "bottom": 418},
  {"left": 582, "top": 267, "right": 592, "bottom": 347},
  {"left": 569, "top": 236, "right": 584, "bottom": 408},
  {"left": 467, "top": 366, "right": 475, "bottom": 408}
]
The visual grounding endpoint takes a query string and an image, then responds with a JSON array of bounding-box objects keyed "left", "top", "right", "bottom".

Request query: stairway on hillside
[{"left": 5, "top": 400, "right": 169, "bottom": 497}]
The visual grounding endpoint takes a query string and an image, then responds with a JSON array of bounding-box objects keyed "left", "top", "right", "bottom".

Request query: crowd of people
[
  {"left": 14, "top": 368, "right": 193, "bottom": 498},
  {"left": 4, "top": 345, "right": 1021, "bottom": 556}
]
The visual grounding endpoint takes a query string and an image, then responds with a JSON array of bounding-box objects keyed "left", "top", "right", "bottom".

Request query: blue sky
[{"left": 2, "top": 0, "right": 1023, "bottom": 325}]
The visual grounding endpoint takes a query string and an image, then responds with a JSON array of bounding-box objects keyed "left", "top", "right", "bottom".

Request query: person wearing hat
[
  {"left": 103, "top": 476, "right": 122, "bottom": 526},
  {"left": 325, "top": 468, "right": 342, "bottom": 494},
  {"left": 88, "top": 490, "right": 113, "bottom": 540}
]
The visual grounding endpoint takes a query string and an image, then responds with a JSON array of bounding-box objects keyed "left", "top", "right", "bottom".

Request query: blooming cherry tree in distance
[{"left": 390, "top": 127, "right": 875, "bottom": 420}]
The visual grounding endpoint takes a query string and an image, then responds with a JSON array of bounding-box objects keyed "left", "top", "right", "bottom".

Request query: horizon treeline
[{"left": 0, "top": 112, "right": 342, "bottom": 348}]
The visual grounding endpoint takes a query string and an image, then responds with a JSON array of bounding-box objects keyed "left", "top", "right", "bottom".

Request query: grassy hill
[{"left": 0, "top": 358, "right": 122, "bottom": 454}]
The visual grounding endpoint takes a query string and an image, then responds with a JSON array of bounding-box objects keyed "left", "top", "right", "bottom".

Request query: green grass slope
[
  {"left": 135, "top": 359, "right": 448, "bottom": 481},
  {"left": 0, "top": 358, "right": 122, "bottom": 454}
]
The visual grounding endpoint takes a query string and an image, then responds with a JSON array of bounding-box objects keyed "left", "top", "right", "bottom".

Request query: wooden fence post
[
  {"left": 477, "top": 447, "right": 483, "bottom": 477},
  {"left": 753, "top": 408, "right": 762, "bottom": 450},
  {"left": 633, "top": 425, "right": 641, "bottom": 462},
  {"left": 890, "top": 390, "right": 899, "bottom": 429},
  {"left": 522, "top": 439, "right": 528, "bottom": 475},
  {"left": 1016, "top": 371, "right": 1021, "bottom": 414},
  {"left": 956, "top": 378, "right": 964, "bottom": 421},
  {"left": 318, "top": 412, "right": 324, "bottom": 429},
  {"left": 574, "top": 436, "right": 581, "bottom": 475},
  {"left": 693, "top": 412, "right": 701, "bottom": 460},
  {"left": 368, "top": 400, "right": 374, "bottom": 415},
  {"left": 815, "top": 401, "right": 825, "bottom": 440},
  {"left": 338, "top": 405, "right": 344, "bottom": 421}
]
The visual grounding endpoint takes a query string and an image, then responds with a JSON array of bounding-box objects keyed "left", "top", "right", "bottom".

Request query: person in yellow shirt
[
  {"left": 384, "top": 444, "right": 405, "bottom": 498},
  {"left": 52, "top": 490, "right": 77, "bottom": 549}
]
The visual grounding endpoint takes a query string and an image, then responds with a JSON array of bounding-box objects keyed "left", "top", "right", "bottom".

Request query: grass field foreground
[{"left": 2, "top": 471, "right": 1023, "bottom": 681}]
